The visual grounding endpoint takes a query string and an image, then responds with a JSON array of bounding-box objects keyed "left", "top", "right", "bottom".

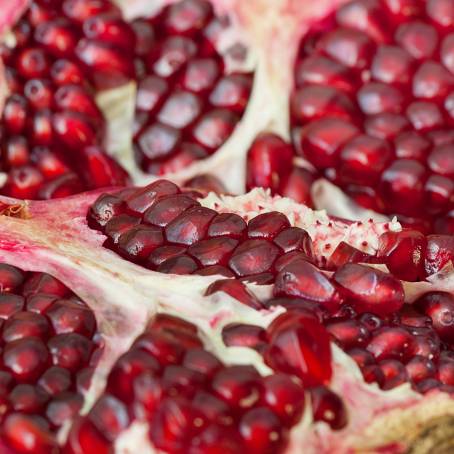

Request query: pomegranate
[{"left": 0, "top": 0, "right": 451, "bottom": 453}]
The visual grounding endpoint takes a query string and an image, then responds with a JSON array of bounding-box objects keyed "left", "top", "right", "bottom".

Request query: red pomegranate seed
[
  {"left": 437, "top": 358, "right": 454, "bottom": 386},
  {"left": 88, "top": 394, "right": 130, "bottom": 442},
  {"left": 371, "top": 45, "right": 415, "bottom": 85},
  {"left": 45, "top": 298, "right": 96, "bottom": 337},
  {"left": 412, "top": 61, "right": 454, "bottom": 100},
  {"left": 117, "top": 225, "right": 164, "bottom": 262},
  {"left": 149, "top": 397, "right": 206, "bottom": 453},
  {"left": 364, "top": 113, "right": 410, "bottom": 140},
  {"left": 247, "top": 212, "right": 290, "bottom": 240},
  {"left": 211, "top": 365, "right": 261, "bottom": 409},
  {"left": 357, "top": 82, "right": 405, "bottom": 115},
  {"left": 83, "top": 14, "right": 136, "bottom": 51},
  {"left": 3, "top": 337, "right": 49, "bottom": 382},
  {"left": 46, "top": 391, "right": 84, "bottom": 428},
  {"left": 228, "top": 239, "right": 280, "bottom": 278},
  {"left": 394, "top": 131, "right": 431, "bottom": 161},
  {"left": 338, "top": 134, "right": 393, "bottom": 185},
  {"left": 24, "top": 79, "right": 53, "bottom": 110},
  {"left": 164, "top": 0, "right": 213, "bottom": 36},
  {"left": 107, "top": 349, "right": 160, "bottom": 402},
  {"left": 191, "top": 391, "right": 233, "bottom": 426},
  {"left": 260, "top": 373, "right": 305, "bottom": 426},
  {"left": 180, "top": 58, "right": 221, "bottom": 94},
  {"left": 62, "top": 0, "right": 121, "bottom": 23},
  {"left": 188, "top": 237, "right": 238, "bottom": 266},
  {"left": 348, "top": 348, "right": 376, "bottom": 369},
  {"left": 24, "top": 272, "right": 70, "bottom": 297},
  {"left": 378, "top": 359, "right": 409, "bottom": 390},
  {"left": 246, "top": 133, "right": 294, "bottom": 193},
  {"left": 405, "top": 355, "right": 436, "bottom": 383},
  {"left": 298, "top": 118, "right": 359, "bottom": 169},
  {"left": 0, "top": 264, "right": 25, "bottom": 292},
  {"left": 366, "top": 327, "right": 416, "bottom": 362},
  {"left": 191, "top": 109, "right": 239, "bottom": 151},
  {"left": 278, "top": 167, "right": 316, "bottom": 206},
  {"left": 274, "top": 259, "right": 341, "bottom": 310},
  {"left": 208, "top": 213, "right": 247, "bottom": 238},
  {"left": 310, "top": 386, "right": 347, "bottom": 430},
  {"left": 16, "top": 47, "right": 50, "bottom": 79},
  {"left": 415, "top": 292, "right": 454, "bottom": 344},
  {"left": 326, "top": 319, "right": 371, "bottom": 349},
  {"left": 51, "top": 59, "right": 85, "bottom": 86},
  {"left": 239, "top": 406, "right": 286, "bottom": 454},
  {"left": 65, "top": 417, "right": 110, "bottom": 454},
  {"left": 222, "top": 323, "right": 267, "bottom": 350},
  {"left": 158, "top": 90, "right": 203, "bottom": 129},
  {"left": 133, "top": 332, "right": 185, "bottom": 366},
  {"left": 38, "top": 366, "right": 72, "bottom": 396},
  {"left": 205, "top": 279, "right": 263, "bottom": 309},
  {"left": 424, "top": 176, "right": 454, "bottom": 215},
  {"left": 194, "top": 265, "right": 234, "bottom": 277},
  {"left": 104, "top": 214, "right": 141, "bottom": 246},
  {"left": 54, "top": 85, "right": 102, "bottom": 119},
  {"left": 48, "top": 333, "right": 93, "bottom": 372},
  {"left": 190, "top": 424, "right": 244, "bottom": 453},
  {"left": 165, "top": 206, "right": 217, "bottom": 245},
  {"left": 87, "top": 194, "right": 125, "bottom": 229},
  {"left": 378, "top": 229, "right": 427, "bottom": 281},
  {"left": 143, "top": 195, "right": 199, "bottom": 227},
  {"left": 182, "top": 348, "right": 222, "bottom": 378},
  {"left": 3, "top": 95, "right": 28, "bottom": 135},
  {"left": 3, "top": 413, "right": 57, "bottom": 454},
  {"left": 147, "top": 245, "right": 187, "bottom": 268},
  {"left": 0, "top": 294, "right": 25, "bottom": 319},
  {"left": 395, "top": 21, "right": 438, "bottom": 60},
  {"left": 132, "top": 372, "right": 163, "bottom": 419},
  {"left": 265, "top": 312, "right": 332, "bottom": 386},
  {"left": 34, "top": 18, "right": 78, "bottom": 56},
  {"left": 209, "top": 74, "right": 252, "bottom": 113},
  {"left": 333, "top": 263, "right": 404, "bottom": 315},
  {"left": 162, "top": 365, "right": 205, "bottom": 399},
  {"left": 125, "top": 180, "right": 180, "bottom": 215},
  {"left": 3, "top": 312, "right": 50, "bottom": 342},
  {"left": 362, "top": 365, "right": 386, "bottom": 386},
  {"left": 9, "top": 383, "right": 49, "bottom": 413}
]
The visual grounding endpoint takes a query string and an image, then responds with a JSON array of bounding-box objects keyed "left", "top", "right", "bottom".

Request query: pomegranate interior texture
[{"left": 0, "top": 0, "right": 453, "bottom": 453}]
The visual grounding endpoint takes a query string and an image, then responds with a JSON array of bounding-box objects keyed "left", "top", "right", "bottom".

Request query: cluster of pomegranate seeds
[
  {"left": 88, "top": 179, "right": 315, "bottom": 283},
  {"left": 245, "top": 258, "right": 454, "bottom": 394},
  {"left": 89, "top": 179, "right": 454, "bottom": 281},
  {"left": 66, "top": 312, "right": 345, "bottom": 453},
  {"left": 288, "top": 0, "right": 454, "bottom": 234},
  {"left": 131, "top": 0, "right": 253, "bottom": 175},
  {"left": 0, "top": 0, "right": 131, "bottom": 200},
  {"left": 0, "top": 263, "right": 101, "bottom": 452}
]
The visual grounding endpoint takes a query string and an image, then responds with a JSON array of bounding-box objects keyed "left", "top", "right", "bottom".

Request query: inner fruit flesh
[{"left": 289, "top": 0, "right": 454, "bottom": 234}]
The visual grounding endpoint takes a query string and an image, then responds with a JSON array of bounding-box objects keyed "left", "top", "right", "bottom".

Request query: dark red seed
[
  {"left": 205, "top": 279, "right": 263, "bottom": 309},
  {"left": 48, "top": 333, "right": 93, "bottom": 372},
  {"left": 222, "top": 323, "right": 267, "bottom": 350},
  {"left": 310, "top": 386, "right": 347, "bottom": 430},
  {"left": 118, "top": 225, "right": 164, "bottom": 262},
  {"left": 208, "top": 213, "right": 247, "bottom": 238},
  {"left": 366, "top": 327, "right": 416, "bottom": 362}
]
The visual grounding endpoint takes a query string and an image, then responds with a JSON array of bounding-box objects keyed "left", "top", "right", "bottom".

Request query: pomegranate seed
[
  {"left": 406, "top": 355, "right": 436, "bottom": 383},
  {"left": 117, "top": 225, "right": 164, "bottom": 262},
  {"left": 87, "top": 194, "right": 124, "bottom": 229},
  {"left": 394, "top": 131, "right": 431, "bottom": 161},
  {"left": 38, "top": 366, "right": 72, "bottom": 396},
  {"left": 274, "top": 259, "right": 341, "bottom": 310},
  {"left": 46, "top": 391, "right": 83, "bottom": 428},
  {"left": 35, "top": 18, "right": 78, "bottom": 56},
  {"left": 192, "top": 391, "right": 233, "bottom": 426},
  {"left": 188, "top": 237, "right": 238, "bottom": 266},
  {"left": 149, "top": 397, "right": 206, "bottom": 452},
  {"left": 247, "top": 212, "right": 290, "bottom": 240},
  {"left": 107, "top": 349, "right": 160, "bottom": 402},
  {"left": 364, "top": 113, "right": 410, "bottom": 140},
  {"left": 333, "top": 263, "right": 404, "bottom": 315},
  {"left": 9, "top": 383, "right": 49, "bottom": 413},
  {"left": 338, "top": 134, "right": 392, "bottom": 185},
  {"left": 180, "top": 58, "right": 221, "bottom": 94},
  {"left": 48, "top": 333, "right": 93, "bottom": 372},
  {"left": 182, "top": 348, "right": 223, "bottom": 378},
  {"left": 0, "top": 265, "right": 25, "bottom": 292},
  {"left": 246, "top": 133, "right": 294, "bottom": 193},
  {"left": 3, "top": 312, "right": 50, "bottom": 342},
  {"left": 425, "top": 235, "right": 454, "bottom": 275},
  {"left": 62, "top": 0, "right": 121, "bottom": 23},
  {"left": 395, "top": 21, "right": 438, "bottom": 60},
  {"left": 88, "top": 394, "right": 130, "bottom": 442},
  {"left": 3, "top": 95, "right": 28, "bottom": 135},
  {"left": 371, "top": 45, "right": 415, "bottom": 85},
  {"left": 348, "top": 348, "right": 376, "bottom": 369},
  {"left": 326, "top": 319, "right": 370, "bottom": 349},
  {"left": 378, "top": 359, "right": 409, "bottom": 389},
  {"left": 362, "top": 365, "right": 386, "bottom": 386},
  {"left": 228, "top": 239, "right": 280, "bottom": 277},
  {"left": 65, "top": 417, "right": 110, "bottom": 454},
  {"left": 278, "top": 167, "right": 316, "bottom": 206},
  {"left": 415, "top": 292, "right": 454, "bottom": 343},
  {"left": 51, "top": 59, "right": 85, "bottom": 86},
  {"left": 16, "top": 47, "right": 50, "bottom": 79},
  {"left": 239, "top": 406, "right": 286, "bottom": 454},
  {"left": 191, "top": 109, "right": 239, "bottom": 151},
  {"left": 426, "top": 0, "right": 454, "bottom": 29},
  {"left": 310, "top": 386, "right": 347, "bottom": 430},
  {"left": 148, "top": 245, "right": 187, "bottom": 268},
  {"left": 190, "top": 424, "right": 244, "bottom": 453},
  {"left": 366, "top": 327, "right": 416, "bottom": 362},
  {"left": 143, "top": 195, "right": 199, "bottom": 227},
  {"left": 211, "top": 365, "right": 261, "bottom": 409},
  {"left": 208, "top": 213, "right": 247, "bottom": 238},
  {"left": 265, "top": 312, "right": 332, "bottom": 386},
  {"left": 437, "top": 358, "right": 454, "bottom": 386},
  {"left": 158, "top": 90, "right": 203, "bottom": 129},
  {"left": 357, "top": 82, "right": 405, "bottom": 115},
  {"left": 125, "top": 180, "right": 180, "bottom": 215},
  {"left": 83, "top": 14, "right": 136, "bottom": 51},
  {"left": 162, "top": 365, "right": 205, "bottom": 399},
  {"left": 3, "top": 413, "right": 57, "bottom": 454},
  {"left": 3, "top": 337, "right": 49, "bottom": 382},
  {"left": 205, "top": 279, "right": 263, "bottom": 309},
  {"left": 164, "top": 0, "right": 213, "bottom": 36},
  {"left": 298, "top": 118, "right": 359, "bottom": 169},
  {"left": 260, "top": 373, "right": 305, "bottom": 426},
  {"left": 222, "top": 323, "right": 267, "bottom": 350},
  {"left": 133, "top": 332, "right": 185, "bottom": 366},
  {"left": 209, "top": 74, "right": 252, "bottom": 113},
  {"left": 132, "top": 372, "right": 163, "bottom": 419}
]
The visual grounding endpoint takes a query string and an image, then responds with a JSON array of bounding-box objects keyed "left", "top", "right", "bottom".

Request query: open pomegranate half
[{"left": 0, "top": 0, "right": 452, "bottom": 453}]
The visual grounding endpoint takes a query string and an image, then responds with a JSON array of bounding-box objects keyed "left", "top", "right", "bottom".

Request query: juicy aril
[{"left": 0, "top": 0, "right": 453, "bottom": 453}]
